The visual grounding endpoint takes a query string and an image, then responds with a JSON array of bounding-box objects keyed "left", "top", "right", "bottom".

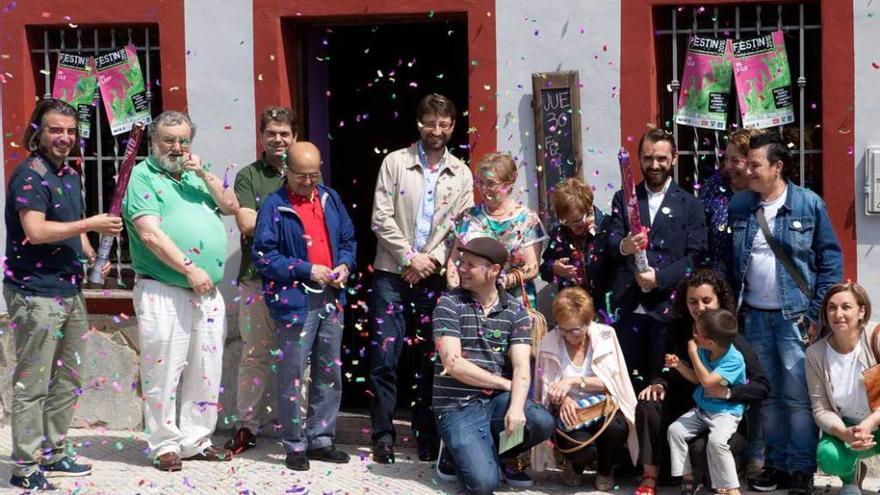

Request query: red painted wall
[
  {"left": 0, "top": 0, "right": 188, "bottom": 180},
  {"left": 252, "top": 0, "right": 497, "bottom": 165},
  {"left": 620, "top": 0, "right": 856, "bottom": 279}
]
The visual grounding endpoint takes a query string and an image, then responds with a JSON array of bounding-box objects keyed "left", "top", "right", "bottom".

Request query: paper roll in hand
[
  {"left": 88, "top": 122, "right": 146, "bottom": 284},
  {"left": 618, "top": 149, "right": 651, "bottom": 289}
]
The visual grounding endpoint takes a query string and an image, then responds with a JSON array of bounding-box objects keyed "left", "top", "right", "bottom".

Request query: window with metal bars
[
  {"left": 27, "top": 25, "right": 160, "bottom": 294},
  {"left": 654, "top": 2, "right": 822, "bottom": 194}
]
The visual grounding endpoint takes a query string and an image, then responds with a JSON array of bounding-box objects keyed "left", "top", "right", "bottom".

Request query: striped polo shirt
[{"left": 432, "top": 288, "right": 532, "bottom": 411}]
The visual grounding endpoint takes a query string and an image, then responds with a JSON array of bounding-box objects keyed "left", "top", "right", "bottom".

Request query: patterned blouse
[
  {"left": 454, "top": 204, "right": 549, "bottom": 306},
  {"left": 699, "top": 172, "right": 734, "bottom": 275}
]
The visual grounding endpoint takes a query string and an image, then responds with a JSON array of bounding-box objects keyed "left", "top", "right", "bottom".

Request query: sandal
[{"left": 634, "top": 475, "right": 657, "bottom": 495}]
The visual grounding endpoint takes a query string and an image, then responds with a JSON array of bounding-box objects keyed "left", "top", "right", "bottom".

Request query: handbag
[
  {"left": 554, "top": 392, "right": 620, "bottom": 454},
  {"left": 510, "top": 269, "right": 547, "bottom": 357},
  {"left": 861, "top": 323, "right": 880, "bottom": 410}
]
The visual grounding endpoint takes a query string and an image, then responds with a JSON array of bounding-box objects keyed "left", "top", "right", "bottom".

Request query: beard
[
  {"left": 644, "top": 168, "right": 672, "bottom": 189},
  {"left": 152, "top": 144, "right": 183, "bottom": 174}
]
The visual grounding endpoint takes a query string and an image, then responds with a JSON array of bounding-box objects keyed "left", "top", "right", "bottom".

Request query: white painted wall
[
  {"left": 494, "top": 0, "right": 622, "bottom": 214},
  {"left": 184, "top": 0, "right": 257, "bottom": 310},
  {"left": 854, "top": 1, "right": 880, "bottom": 311}
]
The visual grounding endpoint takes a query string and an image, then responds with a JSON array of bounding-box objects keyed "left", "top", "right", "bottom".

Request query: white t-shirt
[
  {"left": 826, "top": 341, "right": 872, "bottom": 423},
  {"left": 744, "top": 187, "right": 788, "bottom": 309},
  {"left": 562, "top": 344, "right": 597, "bottom": 402},
  {"left": 635, "top": 178, "right": 673, "bottom": 314}
]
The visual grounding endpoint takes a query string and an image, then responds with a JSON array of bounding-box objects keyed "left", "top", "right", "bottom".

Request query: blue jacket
[
  {"left": 539, "top": 206, "right": 612, "bottom": 315},
  {"left": 252, "top": 184, "right": 357, "bottom": 324},
  {"left": 728, "top": 181, "right": 842, "bottom": 324},
  {"left": 607, "top": 180, "right": 707, "bottom": 322}
]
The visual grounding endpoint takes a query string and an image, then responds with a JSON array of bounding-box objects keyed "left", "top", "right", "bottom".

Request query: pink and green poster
[
  {"left": 52, "top": 53, "right": 98, "bottom": 138},
  {"left": 731, "top": 31, "right": 795, "bottom": 129},
  {"left": 95, "top": 44, "right": 151, "bottom": 135},
  {"left": 675, "top": 35, "right": 732, "bottom": 130}
]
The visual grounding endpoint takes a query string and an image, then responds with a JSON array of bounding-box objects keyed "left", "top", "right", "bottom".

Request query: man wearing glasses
[
  {"left": 122, "top": 111, "right": 240, "bottom": 471},
  {"left": 226, "top": 106, "right": 298, "bottom": 454},
  {"left": 369, "top": 93, "right": 474, "bottom": 463},
  {"left": 252, "top": 141, "right": 356, "bottom": 471}
]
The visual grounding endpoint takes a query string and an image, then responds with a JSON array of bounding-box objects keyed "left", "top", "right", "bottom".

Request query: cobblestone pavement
[{"left": 0, "top": 427, "right": 872, "bottom": 495}]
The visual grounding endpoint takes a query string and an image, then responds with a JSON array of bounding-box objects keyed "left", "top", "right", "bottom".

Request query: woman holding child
[
  {"left": 806, "top": 282, "right": 880, "bottom": 495},
  {"left": 634, "top": 269, "right": 769, "bottom": 495},
  {"left": 532, "top": 287, "right": 639, "bottom": 491}
]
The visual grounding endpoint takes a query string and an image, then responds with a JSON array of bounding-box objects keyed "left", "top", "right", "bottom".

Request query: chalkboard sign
[{"left": 532, "top": 71, "right": 582, "bottom": 220}]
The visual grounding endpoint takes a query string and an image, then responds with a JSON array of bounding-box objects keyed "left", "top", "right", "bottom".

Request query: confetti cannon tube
[
  {"left": 88, "top": 122, "right": 145, "bottom": 284},
  {"left": 618, "top": 149, "right": 651, "bottom": 275}
]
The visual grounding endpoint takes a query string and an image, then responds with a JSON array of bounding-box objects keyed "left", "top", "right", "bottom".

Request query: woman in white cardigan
[
  {"left": 532, "top": 287, "right": 639, "bottom": 490},
  {"left": 806, "top": 282, "right": 880, "bottom": 495}
]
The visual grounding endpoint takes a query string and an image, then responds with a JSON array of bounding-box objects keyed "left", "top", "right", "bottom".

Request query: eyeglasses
[
  {"left": 291, "top": 172, "right": 322, "bottom": 182},
  {"left": 555, "top": 324, "right": 588, "bottom": 335},
  {"left": 159, "top": 136, "right": 191, "bottom": 147},
  {"left": 419, "top": 120, "right": 453, "bottom": 131},
  {"left": 559, "top": 212, "right": 590, "bottom": 228}
]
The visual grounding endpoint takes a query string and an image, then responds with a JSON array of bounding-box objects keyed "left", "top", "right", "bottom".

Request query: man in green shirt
[
  {"left": 122, "top": 111, "right": 239, "bottom": 471},
  {"left": 225, "top": 106, "right": 297, "bottom": 453}
]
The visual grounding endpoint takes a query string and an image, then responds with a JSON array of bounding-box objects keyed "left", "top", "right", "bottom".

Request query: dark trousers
[
  {"left": 368, "top": 270, "right": 444, "bottom": 449},
  {"left": 554, "top": 412, "right": 629, "bottom": 476},
  {"left": 614, "top": 312, "right": 668, "bottom": 391}
]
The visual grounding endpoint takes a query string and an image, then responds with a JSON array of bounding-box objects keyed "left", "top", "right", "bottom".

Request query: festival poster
[
  {"left": 731, "top": 30, "right": 795, "bottom": 129},
  {"left": 52, "top": 53, "right": 98, "bottom": 138},
  {"left": 675, "top": 35, "right": 732, "bottom": 130},
  {"left": 95, "top": 44, "right": 151, "bottom": 135}
]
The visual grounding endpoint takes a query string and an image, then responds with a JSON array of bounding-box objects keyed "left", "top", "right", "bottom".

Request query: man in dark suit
[{"left": 607, "top": 128, "right": 707, "bottom": 391}]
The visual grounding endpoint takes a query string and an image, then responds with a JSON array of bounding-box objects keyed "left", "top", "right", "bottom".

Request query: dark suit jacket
[{"left": 607, "top": 180, "right": 707, "bottom": 322}]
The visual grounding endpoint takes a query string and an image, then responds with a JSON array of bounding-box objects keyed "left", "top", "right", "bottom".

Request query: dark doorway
[{"left": 292, "top": 17, "right": 470, "bottom": 411}]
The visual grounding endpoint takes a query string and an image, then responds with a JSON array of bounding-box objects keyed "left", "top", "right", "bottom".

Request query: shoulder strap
[{"left": 755, "top": 206, "right": 814, "bottom": 300}]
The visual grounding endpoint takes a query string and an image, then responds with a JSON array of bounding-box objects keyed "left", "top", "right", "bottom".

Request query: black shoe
[
  {"left": 41, "top": 457, "right": 92, "bottom": 478},
  {"left": 418, "top": 438, "right": 440, "bottom": 462},
  {"left": 307, "top": 445, "right": 350, "bottom": 464},
  {"left": 789, "top": 471, "right": 814, "bottom": 495},
  {"left": 372, "top": 441, "right": 395, "bottom": 464},
  {"left": 285, "top": 451, "right": 310, "bottom": 471},
  {"left": 435, "top": 446, "right": 457, "bottom": 482},
  {"left": 224, "top": 427, "right": 257, "bottom": 454},
  {"left": 10, "top": 471, "right": 56, "bottom": 491},
  {"left": 750, "top": 466, "right": 791, "bottom": 492}
]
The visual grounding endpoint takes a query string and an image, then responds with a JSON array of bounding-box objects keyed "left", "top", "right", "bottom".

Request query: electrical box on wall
[{"left": 866, "top": 146, "right": 880, "bottom": 215}]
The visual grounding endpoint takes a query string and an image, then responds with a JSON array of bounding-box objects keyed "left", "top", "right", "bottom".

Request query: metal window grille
[
  {"left": 28, "top": 26, "right": 161, "bottom": 293},
  {"left": 654, "top": 3, "right": 822, "bottom": 194}
]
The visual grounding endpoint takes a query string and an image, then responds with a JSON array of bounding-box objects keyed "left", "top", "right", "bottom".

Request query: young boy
[{"left": 666, "top": 309, "right": 746, "bottom": 495}]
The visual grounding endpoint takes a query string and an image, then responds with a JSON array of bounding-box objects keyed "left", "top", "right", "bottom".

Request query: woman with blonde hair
[
  {"left": 806, "top": 282, "right": 880, "bottom": 495},
  {"left": 532, "top": 287, "right": 638, "bottom": 490},
  {"left": 447, "top": 152, "right": 547, "bottom": 305}
]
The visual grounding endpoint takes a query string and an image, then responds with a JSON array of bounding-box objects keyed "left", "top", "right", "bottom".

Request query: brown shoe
[
  {"left": 182, "top": 446, "right": 233, "bottom": 462},
  {"left": 154, "top": 452, "right": 182, "bottom": 472},
  {"left": 224, "top": 427, "right": 257, "bottom": 454}
]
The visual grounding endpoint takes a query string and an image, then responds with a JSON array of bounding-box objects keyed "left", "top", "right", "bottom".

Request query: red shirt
[{"left": 288, "top": 189, "right": 333, "bottom": 268}]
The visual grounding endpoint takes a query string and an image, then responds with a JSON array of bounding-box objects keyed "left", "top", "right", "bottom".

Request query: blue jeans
[
  {"left": 368, "top": 270, "right": 444, "bottom": 447},
  {"left": 743, "top": 307, "right": 817, "bottom": 473},
  {"left": 275, "top": 291, "right": 343, "bottom": 453},
  {"left": 435, "top": 393, "right": 555, "bottom": 495}
]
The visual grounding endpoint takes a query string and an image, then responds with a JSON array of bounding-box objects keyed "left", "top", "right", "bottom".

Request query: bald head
[{"left": 286, "top": 141, "right": 323, "bottom": 197}]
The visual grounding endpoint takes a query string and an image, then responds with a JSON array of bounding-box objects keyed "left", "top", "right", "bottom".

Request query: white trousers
[
  {"left": 134, "top": 280, "right": 226, "bottom": 458},
  {"left": 668, "top": 407, "right": 742, "bottom": 489}
]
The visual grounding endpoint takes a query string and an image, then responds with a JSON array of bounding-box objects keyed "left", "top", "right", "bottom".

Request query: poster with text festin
[
  {"left": 731, "top": 30, "right": 795, "bottom": 129},
  {"left": 675, "top": 35, "right": 732, "bottom": 130},
  {"left": 52, "top": 53, "right": 98, "bottom": 138},
  {"left": 95, "top": 44, "right": 151, "bottom": 135}
]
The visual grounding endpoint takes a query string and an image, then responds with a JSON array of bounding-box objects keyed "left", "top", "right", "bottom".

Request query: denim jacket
[{"left": 728, "top": 181, "right": 843, "bottom": 323}]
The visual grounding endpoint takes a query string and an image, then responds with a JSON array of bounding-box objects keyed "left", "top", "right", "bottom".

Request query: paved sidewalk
[{"left": 0, "top": 426, "right": 871, "bottom": 495}]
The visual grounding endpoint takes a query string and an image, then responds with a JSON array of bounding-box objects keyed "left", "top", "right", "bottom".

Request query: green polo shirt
[
  {"left": 234, "top": 156, "right": 285, "bottom": 281},
  {"left": 122, "top": 157, "right": 227, "bottom": 288}
]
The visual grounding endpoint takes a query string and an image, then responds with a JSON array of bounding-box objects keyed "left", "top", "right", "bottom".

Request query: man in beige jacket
[{"left": 368, "top": 94, "right": 474, "bottom": 463}]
